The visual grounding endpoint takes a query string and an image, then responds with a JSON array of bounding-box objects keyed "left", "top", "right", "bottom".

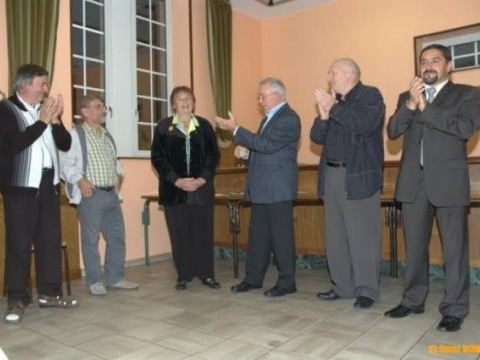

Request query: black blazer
[
  {"left": 387, "top": 82, "right": 480, "bottom": 206},
  {"left": 151, "top": 115, "right": 220, "bottom": 206}
]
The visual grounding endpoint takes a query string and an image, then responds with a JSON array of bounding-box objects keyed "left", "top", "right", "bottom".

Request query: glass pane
[
  {"left": 137, "top": 98, "right": 152, "bottom": 123},
  {"left": 72, "top": 57, "right": 84, "bottom": 86},
  {"left": 72, "top": 27, "right": 83, "bottom": 55},
  {"left": 86, "top": 31, "right": 104, "bottom": 60},
  {"left": 71, "top": 0, "right": 83, "bottom": 26},
  {"left": 136, "top": 0, "right": 150, "bottom": 18},
  {"left": 453, "top": 42, "right": 474, "bottom": 56},
  {"left": 152, "top": 0, "right": 166, "bottom": 23},
  {"left": 152, "top": 100, "right": 167, "bottom": 123},
  {"left": 152, "top": 48, "right": 166, "bottom": 73},
  {"left": 86, "top": 61, "right": 105, "bottom": 89},
  {"left": 138, "top": 125, "right": 152, "bottom": 151},
  {"left": 137, "top": 45, "right": 150, "bottom": 70},
  {"left": 153, "top": 74, "right": 167, "bottom": 99},
  {"left": 454, "top": 56, "right": 475, "bottom": 69},
  {"left": 137, "top": 19, "right": 150, "bottom": 44},
  {"left": 152, "top": 23, "right": 166, "bottom": 48},
  {"left": 137, "top": 71, "right": 151, "bottom": 96},
  {"left": 86, "top": 1, "right": 104, "bottom": 31}
]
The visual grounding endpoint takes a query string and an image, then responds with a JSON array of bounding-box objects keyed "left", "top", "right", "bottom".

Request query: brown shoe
[
  {"left": 38, "top": 295, "right": 78, "bottom": 308},
  {"left": 4, "top": 301, "right": 25, "bottom": 324}
]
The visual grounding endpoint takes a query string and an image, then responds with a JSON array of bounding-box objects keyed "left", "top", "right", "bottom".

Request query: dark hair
[
  {"left": 14, "top": 64, "right": 49, "bottom": 92},
  {"left": 420, "top": 44, "right": 452, "bottom": 62},
  {"left": 169, "top": 86, "right": 196, "bottom": 113},
  {"left": 80, "top": 94, "right": 105, "bottom": 109}
]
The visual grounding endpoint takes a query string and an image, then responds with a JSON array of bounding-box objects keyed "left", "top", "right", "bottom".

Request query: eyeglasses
[{"left": 257, "top": 92, "right": 277, "bottom": 100}]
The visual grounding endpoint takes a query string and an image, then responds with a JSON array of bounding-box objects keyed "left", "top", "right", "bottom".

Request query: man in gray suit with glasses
[{"left": 216, "top": 77, "right": 301, "bottom": 297}]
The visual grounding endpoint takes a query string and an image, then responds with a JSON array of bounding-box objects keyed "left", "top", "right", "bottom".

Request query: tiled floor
[{"left": 1, "top": 259, "right": 479, "bottom": 360}]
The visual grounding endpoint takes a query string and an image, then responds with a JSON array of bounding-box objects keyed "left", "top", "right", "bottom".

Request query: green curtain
[
  {"left": 206, "top": 0, "right": 232, "bottom": 146},
  {"left": 6, "top": 0, "right": 60, "bottom": 94}
]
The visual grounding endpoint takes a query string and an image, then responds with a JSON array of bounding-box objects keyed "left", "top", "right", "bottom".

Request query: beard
[{"left": 422, "top": 70, "right": 438, "bottom": 85}]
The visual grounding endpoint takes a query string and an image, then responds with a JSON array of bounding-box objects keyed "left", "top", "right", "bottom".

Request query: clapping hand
[
  {"left": 406, "top": 77, "right": 425, "bottom": 111},
  {"left": 39, "top": 94, "right": 64, "bottom": 124},
  {"left": 314, "top": 88, "right": 336, "bottom": 120}
]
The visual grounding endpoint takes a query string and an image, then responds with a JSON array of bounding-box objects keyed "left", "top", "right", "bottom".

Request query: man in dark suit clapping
[
  {"left": 385, "top": 44, "right": 480, "bottom": 332},
  {"left": 216, "top": 77, "right": 301, "bottom": 297}
]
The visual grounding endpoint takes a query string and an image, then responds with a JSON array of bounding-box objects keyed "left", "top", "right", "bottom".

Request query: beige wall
[
  {"left": 255, "top": 0, "right": 480, "bottom": 163},
  {"left": 1, "top": 0, "right": 479, "bottom": 264}
]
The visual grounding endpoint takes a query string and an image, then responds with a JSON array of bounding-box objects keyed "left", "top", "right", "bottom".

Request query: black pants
[
  {"left": 4, "top": 170, "right": 63, "bottom": 304},
  {"left": 244, "top": 201, "right": 296, "bottom": 290},
  {"left": 164, "top": 203, "right": 215, "bottom": 281}
]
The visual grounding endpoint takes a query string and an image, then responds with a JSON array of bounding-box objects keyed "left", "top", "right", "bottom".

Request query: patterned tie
[
  {"left": 426, "top": 87, "right": 437, "bottom": 103},
  {"left": 420, "top": 87, "right": 437, "bottom": 166}
]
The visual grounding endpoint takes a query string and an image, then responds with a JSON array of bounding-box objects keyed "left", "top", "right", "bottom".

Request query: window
[
  {"left": 451, "top": 41, "right": 480, "bottom": 70},
  {"left": 136, "top": 0, "right": 168, "bottom": 151},
  {"left": 71, "top": 0, "right": 106, "bottom": 120},
  {"left": 414, "top": 23, "right": 480, "bottom": 74},
  {"left": 71, "top": 0, "right": 170, "bottom": 156}
]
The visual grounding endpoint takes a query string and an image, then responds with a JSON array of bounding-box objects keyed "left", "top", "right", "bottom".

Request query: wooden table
[{"left": 141, "top": 190, "right": 403, "bottom": 279}]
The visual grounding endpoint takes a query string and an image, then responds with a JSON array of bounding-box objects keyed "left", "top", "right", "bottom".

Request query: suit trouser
[
  {"left": 4, "top": 170, "right": 63, "bottom": 304},
  {"left": 77, "top": 189, "right": 126, "bottom": 286},
  {"left": 164, "top": 204, "right": 215, "bottom": 281},
  {"left": 400, "top": 173, "right": 469, "bottom": 319},
  {"left": 324, "top": 166, "right": 381, "bottom": 300},
  {"left": 244, "top": 201, "right": 296, "bottom": 290}
]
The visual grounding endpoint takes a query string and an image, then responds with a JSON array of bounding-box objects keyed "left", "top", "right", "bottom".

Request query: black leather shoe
[
  {"left": 264, "top": 286, "right": 297, "bottom": 297},
  {"left": 202, "top": 278, "right": 221, "bottom": 289},
  {"left": 316, "top": 289, "right": 341, "bottom": 300},
  {"left": 384, "top": 304, "right": 424, "bottom": 318},
  {"left": 354, "top": 296, "right": 374, "bottom": 309},
  {"left": 175, "top": 280, "right": 188, "bottom": 290},
  {"left": 437, "top": 316, "right": 462, "bottom": 332},
  {"left": 231, "top": 281, "right": 262, "bottom": 293}
]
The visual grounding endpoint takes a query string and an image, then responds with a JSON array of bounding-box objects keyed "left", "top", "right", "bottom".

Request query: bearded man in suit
[{"left": 385, "top": 44, "right": 480, "bottom": 332}]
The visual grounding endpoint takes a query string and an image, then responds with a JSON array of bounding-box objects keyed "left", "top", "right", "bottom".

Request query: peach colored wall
[
  {"left": 248, "top": 0, "right": 480, "bottom": 163},
  {"left": 231, "top": 11, "right": 263, "bottom": 132},
  {"left": 1, "top": 0, "right": 479, "bottom": 264}
]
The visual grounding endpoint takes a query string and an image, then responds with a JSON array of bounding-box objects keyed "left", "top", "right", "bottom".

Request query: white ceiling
[{"left": 230, "top": 0, "right": 332, "bottom": 20}]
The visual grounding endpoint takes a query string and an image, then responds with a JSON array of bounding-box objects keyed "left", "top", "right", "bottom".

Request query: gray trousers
[
  {"left": 324, "top": 166, "right": 381, "bottom": 300},
  {"left": 400, "top": 174, "right": 469, "bottom": 319},
  {"left": 78, "top": 189, "right": 126, "bottom": 286}
]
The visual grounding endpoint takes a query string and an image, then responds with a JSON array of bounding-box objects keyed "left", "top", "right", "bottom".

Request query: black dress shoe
[
  {"left": 231, "top": 281, "right": 262, "bottom": 293},
  {"left": 384, "top": 304, "right": 424, "bottom": 318},
  {"left": 202, "top": 278, "right": 221, "bottom": 289},
  {"left": 354, "top": 296, "right": 374, "bottom": 309},
  {"left": 316, "top": 289, "right": 341, "bottom": 300},
  {"left": 264, "top": 286, "right": 297, "bottom": 297},
  {"left": 437, "top": 316, "right": 462, "bottom": 332},
  {"left": 175, "top": 280, "right": 188, "bottom": 290}
]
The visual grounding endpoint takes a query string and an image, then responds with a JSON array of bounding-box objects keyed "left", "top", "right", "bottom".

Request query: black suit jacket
[{"left": 387, "top": 82, "right": 480, "bottom": 206}]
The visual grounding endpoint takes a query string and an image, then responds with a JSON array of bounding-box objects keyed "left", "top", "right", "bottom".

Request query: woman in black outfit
[{"left": 151, "top": 86, "right": 221, "bottom": 290}]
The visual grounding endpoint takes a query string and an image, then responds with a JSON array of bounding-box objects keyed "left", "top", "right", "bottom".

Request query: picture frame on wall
[{"left": 413, "top": 23, "right": 480, "bottom": 75}]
